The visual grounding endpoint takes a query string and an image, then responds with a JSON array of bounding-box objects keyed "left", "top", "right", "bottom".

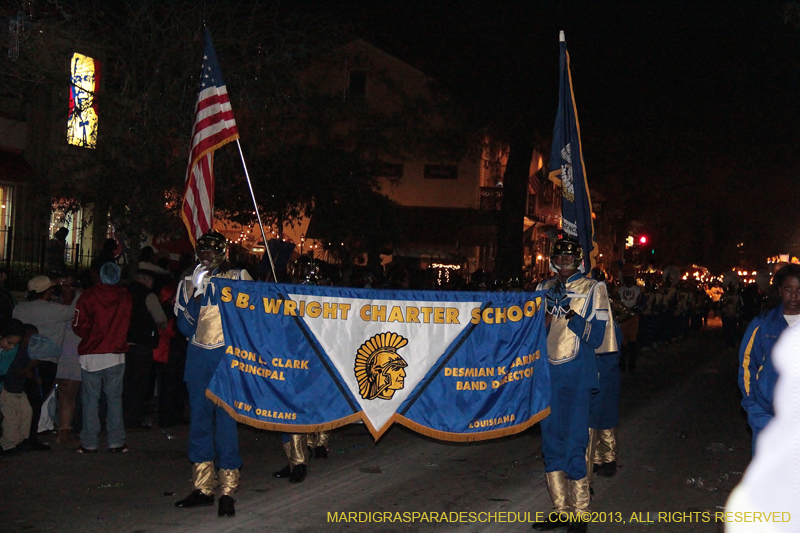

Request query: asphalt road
[{"left": 0, "top": 322, "right": 751, "bottom": 533}]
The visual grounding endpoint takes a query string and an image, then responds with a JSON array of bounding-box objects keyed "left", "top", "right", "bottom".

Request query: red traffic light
[{"left": 639, "top": 236, "right": 648, "bottom": 244}]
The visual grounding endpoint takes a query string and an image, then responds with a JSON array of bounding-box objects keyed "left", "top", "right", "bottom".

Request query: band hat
[{"left": 28, "top": 275, "right": 55, "bottom": 293}]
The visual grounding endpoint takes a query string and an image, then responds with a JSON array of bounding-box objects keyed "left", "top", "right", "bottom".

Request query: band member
[
  {"left": 586, "top": 269, "right": 622, "bottom": 481},
  {"left": 273, "top": 255, "right": 328, "bottom": 483},
  {"left": 174, "top": 230, "right": 252, "bottom": 517},
  {"left": 534, "top": 238, "right": 616, "bottom": 533},
  {"left": 617, "top": 266, "right": 642, "bottom": 372}
]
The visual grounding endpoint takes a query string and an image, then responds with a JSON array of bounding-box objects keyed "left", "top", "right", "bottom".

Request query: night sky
[{"left": 313, "top": 1, "right": 800, "bottom": 269}]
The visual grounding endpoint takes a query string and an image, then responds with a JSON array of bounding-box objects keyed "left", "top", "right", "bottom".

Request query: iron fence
[{"left": 0, "top": 232, "right": 96, "bottom": 291}]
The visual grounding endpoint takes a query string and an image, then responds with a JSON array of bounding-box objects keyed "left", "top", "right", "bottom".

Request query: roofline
[{"left": 338, "top": 38, "right": 436, "bottom": 83}]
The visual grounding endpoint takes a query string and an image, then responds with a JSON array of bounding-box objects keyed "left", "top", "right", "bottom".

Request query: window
[
  {"left": 374, "top": 162, "right": 404, "bottom": 181},
  {"left": 424, "top": 165, "right": 458, "bottom": 180},
  {"left": 0, "top": 184, "right": 12, "bottom": 259},
  {"left": 480, "top": 187, "right": 502, "bottom": 211},
  {"left": 67, "top": 52, "right": 100, "bottom": 149}
]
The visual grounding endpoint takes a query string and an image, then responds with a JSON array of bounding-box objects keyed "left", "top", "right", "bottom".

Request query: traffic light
[
  {"left": 625, "top": 235, "right": 634, "bottom": 248},
  {"left": 639, "top": 235, "right": 648, "bottom": 245}
]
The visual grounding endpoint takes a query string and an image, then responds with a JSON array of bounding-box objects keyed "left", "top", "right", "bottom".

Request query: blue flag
[{"left": 548, "top": 31, "right": 597, "bottom": 272}]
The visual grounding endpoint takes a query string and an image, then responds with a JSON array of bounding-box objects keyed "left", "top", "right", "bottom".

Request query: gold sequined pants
[
  {"left": 192, "top": 461, "right": 216, "bottom": 496},
  {"left": 217, "top": 467, "right": 240, "bottom": 497},
  {"left": 545, "top": 471, "right": 590, "bottom": 513},
  {"left": 593, "top": 428, "right": 618, "bottom": 465},
  {"left": 307, "top": 431, "right": 329, "bottom": 449},
  {"left": 283, "top": 434, "right": 309, "bottom": 466}
]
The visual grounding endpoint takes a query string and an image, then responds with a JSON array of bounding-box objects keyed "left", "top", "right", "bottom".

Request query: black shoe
[
  {"left": 567, "top": 518, "right": 588, "bottom": 533},
  {"left": 272, "top": 465, "right": 291, "bottom": 478},
  {"left": 20, "top": 439, "right": 51, "bottom": 452},
  {"left": 0, "top": 446, "right": 19, "bottom": 457},
  {"left": 175, "top": 489, "right": 215, "bottom": 508},
  {"left": 532, "top": 512, "right": 569, "bottom": 530},
  {"left": 218, "top": 495, "right": 235, "bottom": 517},
  {"left": 314, "top": 445, "right": 328, "bottom": 459},
  {"left": 595, "top": 460, "right": 617, "bottom": 478},
  {"left": 28, "top": 440, "right": 52, "bottom": 451},
  {"left": 289, "top": 464, "right": 307, "bottom": 483}
]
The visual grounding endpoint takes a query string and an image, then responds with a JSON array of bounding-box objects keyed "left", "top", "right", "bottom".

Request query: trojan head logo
[{"left": 354, "top": 332, "right": 409, "bottom": 401}]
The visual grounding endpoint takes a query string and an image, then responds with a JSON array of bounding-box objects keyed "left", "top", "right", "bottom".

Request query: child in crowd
[{"left": 0, "top": 320, "right": 32, "bottom": 454}]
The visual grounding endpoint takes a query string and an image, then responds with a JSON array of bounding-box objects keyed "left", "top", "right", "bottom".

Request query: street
[{"left": 0, "top": 323, "right": 751, "bottom": 533}]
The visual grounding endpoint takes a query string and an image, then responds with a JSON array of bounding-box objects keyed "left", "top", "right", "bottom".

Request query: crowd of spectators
[{"left": 0, "top": 244, "right": 192, "bottom": 455}]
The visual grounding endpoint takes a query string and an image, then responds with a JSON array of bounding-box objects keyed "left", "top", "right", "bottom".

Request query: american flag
[
  {"left": 181, "top": 28, "right": 239, "bottom": 245},
  {"left": 528, "top": 171, "right": 542, "bottom": 196}
]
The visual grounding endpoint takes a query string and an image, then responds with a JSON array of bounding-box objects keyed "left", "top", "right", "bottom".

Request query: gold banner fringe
[
  {"left": 205, "top": 390, "right": 363, "bottom": 433},
  {"left": 392, "top": 408, "right": 550, "bottom": 442},
  {"left": 206, "top": 390, "right": 550, "bottom": 442}
]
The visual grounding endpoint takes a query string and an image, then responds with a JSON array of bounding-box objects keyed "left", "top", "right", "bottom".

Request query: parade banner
[{"left": 206, "top": 281, "right": 551, "bottom": 442}]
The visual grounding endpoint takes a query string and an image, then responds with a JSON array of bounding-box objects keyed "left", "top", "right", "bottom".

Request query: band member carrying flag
[
  {"left": 533, "top": 31, "right": 617, "bottom": 533},
  {"left": 174, "top": 29, "right": 253, "bottom": 519}
]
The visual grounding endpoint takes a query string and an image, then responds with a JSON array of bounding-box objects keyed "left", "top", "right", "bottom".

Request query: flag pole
[{"left": 236, "top": 139, "right": 278, "bottom": 281}]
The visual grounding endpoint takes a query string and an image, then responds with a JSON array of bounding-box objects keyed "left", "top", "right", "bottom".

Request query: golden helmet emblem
[{"left": 354, "top": 332, "right": 409, "bottom": 400}]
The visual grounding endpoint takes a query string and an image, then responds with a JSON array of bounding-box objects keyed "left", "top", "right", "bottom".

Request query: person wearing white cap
[{"left": 12, "top": 274, "right": 77, "bottom": 449}]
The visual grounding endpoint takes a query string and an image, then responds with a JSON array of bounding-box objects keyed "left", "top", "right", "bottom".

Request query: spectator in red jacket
[{"left": 73, "top": 263, "right": 132, "bottom": 453}]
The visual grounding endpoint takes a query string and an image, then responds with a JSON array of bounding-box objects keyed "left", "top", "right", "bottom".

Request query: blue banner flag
[
  {"left": 205, "top": 281, "right": 551, "bottom": 442},
  {"left": 548, "top": 30, "right": 597, "bottom": 271}
]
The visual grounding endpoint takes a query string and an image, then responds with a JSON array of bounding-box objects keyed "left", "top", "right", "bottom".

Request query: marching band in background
[{"left": 3, "top": 223, "right": 788, "bottom": 530}]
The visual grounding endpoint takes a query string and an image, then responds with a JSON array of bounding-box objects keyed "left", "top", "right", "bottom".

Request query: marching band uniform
[
  {"left": 639, "top": 284, "right": 656, "bottom": 349},
  {"left": 534, "top": 239, "right": 616, "bottom": 533},
  {"left": 675, "top": 283, "right": 691, "bottom": 340},
  {"left": 174, "top": 231, "right": 252, "bottom": 517},
  {"left": 617, "top": 271, "right": 642, "bottom": 372},
  {"left": 589, "top": 319, "right": 623, "bottom": 479},
  {"left": 661, "top": 282, "right": 677, "bottom": 344},
  {"left": 272, "top": 256, "right": 327, "bottom": 484},
  {"left": 652, "top": 287, "right": 666, "bottom": 346},
  {"left": 307, "top": 432, "right": 330, "bottom": 457}
]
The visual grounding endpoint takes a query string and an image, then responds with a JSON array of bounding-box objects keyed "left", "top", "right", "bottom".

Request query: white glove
[{"left": 191, "top": 264, "right": 210, "bottom": 298}]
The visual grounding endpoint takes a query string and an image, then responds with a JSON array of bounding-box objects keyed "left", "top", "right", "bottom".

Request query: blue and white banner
[
  {"left": 549, "top": 30, "right": 598, "bottom": 272},
  {"left": 206, "top": 281, "right": 550, "bottom": 441}
]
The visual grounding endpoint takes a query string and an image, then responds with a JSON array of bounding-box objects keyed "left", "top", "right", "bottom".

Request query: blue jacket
[
  {"left": 738, "top": 305, "right": 788, "bottom": 431},
  {"left": 0, "top": 344, "right": 19, "bottom": 392}
]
